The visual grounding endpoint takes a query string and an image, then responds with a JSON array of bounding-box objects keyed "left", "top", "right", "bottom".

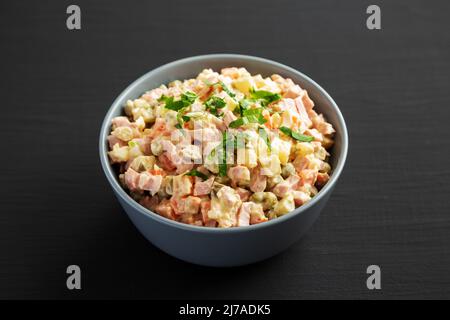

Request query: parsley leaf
[
  {"left": 229, "top": 108, "right": 267, "bottom": 128},
  {"left": 218, "top": 132, "right": 229, "bottom": 177},
  {"left": 204, "top": 96, "right": 226, "bottom": 117},
  {"left": 181, "top": 91, "right": 197, "bottom": 104},
  {"left": 238, "top": 98, "right": 253, "bottom": 116},
  {"left": 259, "top": 127, "right": 272, "bottom": 151},
  {"left": 279, "top": 126, "right": 314, "bottom": 142},
  {"left": 229, "top": 117, "right": 249, "bottom": 128},
  {"left": 217, "top": 81, "right": 235, "bottom": 97},
  {"left": 250, "top": 89, "right": 281, "bottom": 106},
  {"left": 185, "top": 169, "right": 208, "bottom": 180},
  {"left": 159, "top": 91, "right": 198, "bottom": 111}
]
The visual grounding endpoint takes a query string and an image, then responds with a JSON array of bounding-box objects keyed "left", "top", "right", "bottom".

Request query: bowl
[{"left": 99, "top": 54, "right": 348, "bottom": 267}]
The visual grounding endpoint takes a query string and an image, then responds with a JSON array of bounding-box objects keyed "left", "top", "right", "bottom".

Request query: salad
[{"left": 107, "top": 68, "right": 335, "bottom": 228}]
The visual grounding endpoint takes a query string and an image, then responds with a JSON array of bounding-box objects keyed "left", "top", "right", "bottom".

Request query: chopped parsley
[
  {"left": 128, "top": 140, "right": 138, "bottom": 148},
  {"left": 204, "top": 96, "right": 226, "bottom": 117},
  {"left": 250, "top": 89, "right": 281, "bottom": 106},
  {"left": 229, "top": 108, "right": 267, "bottom": 128},
  {"left": 259, "top": 127, "right": 272, "bottom": 151},
  {"left": 279, "top": 126, "right": 314, "bottom": 142},
  {"left": 217, "top": 81, "right": 236, "bottom": 98},
  {"left": 159, "top": 91, "right": 198, "bottom": 111},
  {"left": 185, "top": 169, "right": 208, "bottom": 180},
  {"left": 218, "top": 131, "right": 229, "bottom": 177}
]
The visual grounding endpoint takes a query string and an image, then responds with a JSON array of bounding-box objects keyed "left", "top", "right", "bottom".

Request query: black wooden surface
[{"left": 1, "top": 0, "right": 450, "bottom": 299}]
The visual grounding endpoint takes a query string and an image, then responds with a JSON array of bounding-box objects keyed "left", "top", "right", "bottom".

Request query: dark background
[{"left": 1, "top": 0, "right": 449, "bottom": 299}]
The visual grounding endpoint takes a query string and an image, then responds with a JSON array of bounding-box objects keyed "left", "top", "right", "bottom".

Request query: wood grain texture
[{"left": 0, "top": 0, "right": 449, "bottom": 299}]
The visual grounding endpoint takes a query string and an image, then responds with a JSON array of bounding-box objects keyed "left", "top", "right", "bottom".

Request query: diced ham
[
  {"left": 292, "top": 191, "right": 310, "bottom": 206},
  {"left": 277, "top": 98, "right": 297, "bottom": 113},
  {"left": 139, "top": 195, "right": 159, "bottom": 211},
  {"left": 161, "top": 140, "right": 195, "bottom": 174},
  {"left": 217, "top": 186, "right": 242, "bottom": 212},
  {"left": 221, "top": 67, "right": 242, "bottom": 79},
  {"left": 315, "top": 172, "right": 330, "bottom": 189},
  {"left": 211, "top": 116, "right": 226, "bottom": 131},
  {"left": 142, "top": 87, "right": 166, "bottom": 103},
  {"left": 223, "top": 110, "right": 237, "bottom": 127},
  {"left": 304, "top": 128, "right": 323, "bottom": 142},
  {"left": 283, "top": 84, "right": 304, "bottom": 99},
  {"left": 190, "top": 101, "right": 204, "bottom": 112},
  {"left": 228, "top": 166, "right": 251, "bottom": 186},
  {"left": 185, "top": 196, "right": 202, "bottom": 215},
  {"left": 250, "top": 213, "right": 268, "bottom": 225},
  {"left": 171, "top": 196, "right": 202, "bottom": 215},
  {"left": 250, "top": 167, "right": 267, "bottom": 193},
  {"left": 313, "top": 114, "right": 335, "bottom": 136},
  {"left": 236, "top": 187, "right": 251, "bottom": 201},
  {"left": 193, "top": 176, "right": 214, "bottom": 196},
  {"left": 293, "top": 156, "right": 309, "bottom": 172},
  {"left": 112, "top": 116, "right": 132, "bottom": 128},
  {"left": 294, "top": 96, "right": 313, "bottom": 128},
  {"left": 200, "top": 201, "right": 217, "bottom": 227},
  {"left": 172, "top": 175, "right": 193, "bottom": 197},
  {"left": 107, "top": 135, "right": 126, "bottom": 149},
  {"left": 148, "top": 118, "right": 168, "bottom": 139},
  {"left": 138, "top": 172, "right": 163, "bottom": 195},
  {"left": 133, "top": 137, "right": 152, "bottom": 155},
  {"left": 299, "top": 169, "right": 318, "bottom": 186},
  {"left": 124, "top": 168, "right": 140, "bottom": 191},
  {"left": 155, "top": 199, "right": 176, "bottom": 220},
  {"left": 236, "top": 204, "right": 250, "bottom": 226},
  {"left": 238, "top": 202, "right": 267, "bottom": 225},
  {"left": 158, "top": 153, "right": 177, "bottom": 172},
  {"left": 272, "top": 175, "right": 300, "bottom": 198},
  {"left": 302, "top": 90, "right": 315, "bottom": 110}
]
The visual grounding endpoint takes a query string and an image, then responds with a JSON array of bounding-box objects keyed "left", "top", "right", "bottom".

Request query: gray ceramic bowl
[{"left": 99, "top": 54, "right": 348, "bottom": 267}]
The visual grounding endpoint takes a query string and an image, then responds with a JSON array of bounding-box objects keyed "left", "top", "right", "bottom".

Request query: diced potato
[
  {"left": 253, "top": 74, "right": 266, "bottom": 88},
  {"left": 134, "top": 116, "right": 146, "bottom": 131},
  {"left": 237, "top": 144, "right": 257, "bottom": 169},
  {"left": 226, "top": 96, "right": 238, "bottom": 111},
  {"left": 249, "top": 192, "right": 278, "bottom": 211},
  {"left": 271, "top": 113, "right": 281, "bottom": 128},
  {"left": 112, "top": 126, "right": 134, "bottom": 141},
  {"left": 307, "top": 155, "right": 322, "bottom": 171},
  {"left": 322, "top": 136, "right": 334, "bottom": 149},
  {"left": 150, "top": 137, "right": 164, "bottom": 156},
  {"left": 132, "top": 107, "right": 155, "bottom": 123},
  {"left": 221, "top": 92, "right": 238, "bottom": 111},
  {"left": 273, "top": 194, "right": 295, "bottom": 216},
  {"left": 320, "top": 161, "right": 331, "bottom": 173},
  {"left": 125, "top": 100, "right": 134, "bottom": 116},
  {"left": 172, "top": 175, "right": 192, "bottom": 197},
  {"left": 281, "top": 109, "right": 296, "bottom": 128},
  {"left": 281, "top": 163, "right": 296, "bottom": 178},
  {"left": 295, "top": 142, "right": 314, "bottom": 157},
  {"left": 232, "top": 76, "right": 255, "bottom": 95},
  {"left": 259, "top": 154, "right": 281, "bottom": 177},
  {"left": 108, "top": 144, "right": 129, "bottom": 163},
  {"left": 130, "top": 155, "right": 156, "bottom": 172},
  {"left": 133, "top": 98, "right": 150, "bottom": 109},
  {"left": 128, "top": 142, "right": 143, "bottom": 159},
  {"left": 267, "top": 174, "right": 283, "bottom": 189},
  {"left": 162, "top": 176, "right": 174, "bottom": 195},
  {"left": 272, "top": 137, "right": 292, "bottom": 165}
]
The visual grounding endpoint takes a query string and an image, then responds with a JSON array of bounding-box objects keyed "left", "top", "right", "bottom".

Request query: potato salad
[{"left": 107, "top": 68, "right": 335, "bottom": 228}]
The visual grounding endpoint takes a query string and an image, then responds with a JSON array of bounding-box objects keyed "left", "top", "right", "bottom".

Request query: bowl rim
[{"left": 99, "top": 53, "right": 348, "bottom": 234}]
